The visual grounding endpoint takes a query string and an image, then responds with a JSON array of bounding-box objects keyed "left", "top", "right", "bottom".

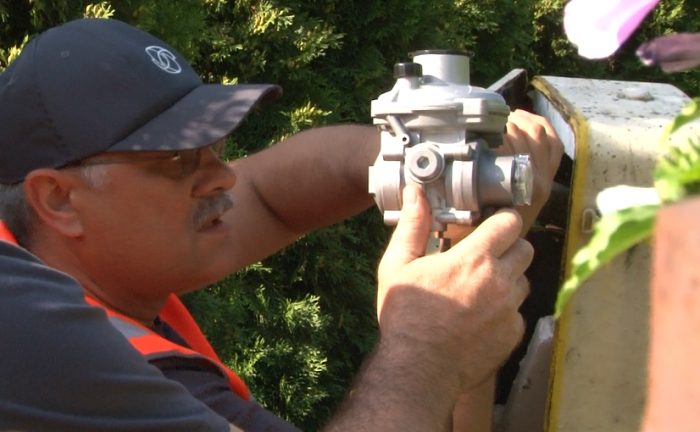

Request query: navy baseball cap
[{"left": 0, "top": 18, "right": 282, "bottom": 184}]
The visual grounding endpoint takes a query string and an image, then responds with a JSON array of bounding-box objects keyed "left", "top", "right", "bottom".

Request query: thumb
[{"left": 378, "top": 185, "right": 431, "bottom": 278}]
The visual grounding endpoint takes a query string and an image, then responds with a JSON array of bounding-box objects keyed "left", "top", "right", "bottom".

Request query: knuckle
[
  {"left": 460, "top": 253, "right": 495, "bottom": 286},
  {"left": 505, "top": 209, "right": 524, "bottom": 232},
  {"left": 512, "top": 314, "right": 526, "bottom": 342},
  {"left": 531, "top": 123, "right": 546, "bottom": 139},
  {"left": 486, "top": 270, "right": 513, "bottom": 300},
  {"left": 521, "top": 276, "right": 532, "bottom": 297},
  {"left": 495, "top": 207, "right": 520, "bottom": 224},
  {"left": 516, "top": 238, "right": 535, "bottom": 261},
  {"left": 552, "top": 136, "right": 564, "bottom": 150},
  {"left": 492, "top": 313, "right": 525, "bottom": 355}
]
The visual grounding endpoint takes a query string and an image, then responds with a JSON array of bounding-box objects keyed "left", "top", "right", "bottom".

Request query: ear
[{"left": 24, "top": 169, "right": 85, "bottom": 238}]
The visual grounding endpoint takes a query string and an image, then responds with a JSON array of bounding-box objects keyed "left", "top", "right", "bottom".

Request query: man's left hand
[{"left": 446, "top": 109, "right": 564, "bottom": 241}]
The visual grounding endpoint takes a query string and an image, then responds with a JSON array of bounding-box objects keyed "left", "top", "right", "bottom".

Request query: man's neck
[
  {"left": 83, "top": 290, "right": 164, "bottom": 328},
  {"left": 31, "top": 239, "right": 166, "bottom": 326}
]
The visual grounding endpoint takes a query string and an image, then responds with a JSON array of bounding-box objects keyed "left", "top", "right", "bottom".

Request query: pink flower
[{"left": 564, "top": 0, "right": 662, "bottom": 59}]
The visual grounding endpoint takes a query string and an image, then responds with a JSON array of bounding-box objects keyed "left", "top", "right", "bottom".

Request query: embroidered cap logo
[{"left": 145, "top": 46, "right": 181, "bottom": 74}]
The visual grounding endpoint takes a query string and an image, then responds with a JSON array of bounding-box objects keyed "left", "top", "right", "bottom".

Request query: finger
[
  {"left": 499, "top": 307, "right": 527, "bottom": 360},
  {"left": 507, "top": 115, "right": 552, "bottom": 184},
  {"left": 522, "top": 113, "right": 565, "bottom": 173},
  {"left": 453, "top": 208, "right": 522, "bottom": 258},
  {"left": 511, "top": 113, "right": 547, "bottom": 149},
  {"left": 512, "top": 109, "right": 556, "bottom": 138},
  {"left": 499, "top": 238, "right": 535, "bottom": 281},
  {"left": 510, "top": 110, "right": 555, "bottom": 152},
  {"left": 504, "top": 122, "right": 529, "bottom": 155},
  {"left": 378, "top": 185, "right": 431, "bottom": 274},
  {"left": 512, "top": 311, "right": 526, "bottom": 345},
  {"left": 513, "top": 276, "right": 531, "bottom": 310},
  {"left": 512, "top": 110, "right": 564, "bottom": 172}
]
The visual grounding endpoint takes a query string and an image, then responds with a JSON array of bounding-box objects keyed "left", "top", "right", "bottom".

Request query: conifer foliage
[{"left": 1, "top": 1, "right": 698, "bottom": 430}]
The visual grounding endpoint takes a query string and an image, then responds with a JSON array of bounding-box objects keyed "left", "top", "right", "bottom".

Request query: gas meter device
[{"left": 369, "top": 50, "right": 533, "bottom": 254}]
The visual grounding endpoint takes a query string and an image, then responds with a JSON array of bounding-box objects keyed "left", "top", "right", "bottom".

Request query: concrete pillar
[{"left": 529, "top": 76, "right": 690, "bottom": 432}]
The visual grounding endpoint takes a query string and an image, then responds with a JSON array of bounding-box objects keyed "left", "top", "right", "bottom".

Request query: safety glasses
[{"left": 66, "top": 139, "right": 226, "bottom": 179}]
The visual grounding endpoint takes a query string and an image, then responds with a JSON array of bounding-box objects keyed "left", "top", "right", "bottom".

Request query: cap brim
[{"left": 107, "top": 83, "right": 282, "bottom": 152}]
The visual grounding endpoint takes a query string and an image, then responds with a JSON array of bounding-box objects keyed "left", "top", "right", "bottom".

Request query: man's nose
[{"left": 192, "top": 146, "right": 237, "bottom": 196}]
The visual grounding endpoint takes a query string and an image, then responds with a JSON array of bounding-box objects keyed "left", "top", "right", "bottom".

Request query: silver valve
[{"left": 368, "top": 50, "right": 533, "bottom": 254}]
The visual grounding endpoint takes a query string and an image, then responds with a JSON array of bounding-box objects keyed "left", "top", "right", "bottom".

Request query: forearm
[
  {"left": 452, "top": 376, "right": 496, "bottom": 432},
  {"left": 324, "top": 335, "right": 460, "bottom": 432},
  {"left": 233, "top": 124, "right": 379, "bottom": 234}
]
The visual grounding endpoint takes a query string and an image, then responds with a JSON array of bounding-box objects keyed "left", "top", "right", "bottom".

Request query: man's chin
[{"left": 171, "top": 272, "right": 227, "bottom": 297}]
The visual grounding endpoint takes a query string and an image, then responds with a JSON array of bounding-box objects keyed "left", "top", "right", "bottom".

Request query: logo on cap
[{"left": 145, "top": 46, "right": 181, "bottom": 74}]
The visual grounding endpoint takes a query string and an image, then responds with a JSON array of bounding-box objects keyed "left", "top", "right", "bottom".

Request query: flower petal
[
  {"left": 637, "top": 33, "right": 700, "bottom": 73},
  {"left": 564, "top": 0, "right": 661, "bottom": 59}
]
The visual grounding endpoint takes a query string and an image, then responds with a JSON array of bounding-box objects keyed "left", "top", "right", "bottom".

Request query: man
[{"left": 0, "top": 18, "right": 562, "bottom": 432}]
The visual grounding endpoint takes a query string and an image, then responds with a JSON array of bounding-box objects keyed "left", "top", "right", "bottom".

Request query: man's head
[
  {"left": 0, "top": 19, "right": 280, "bottom": 298},
  {"left": 0, "top": 18, "right": 280, "bottom": 183}
]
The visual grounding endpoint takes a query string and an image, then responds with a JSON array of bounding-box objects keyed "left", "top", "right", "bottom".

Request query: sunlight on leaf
[
  {"left": 84, "top": 2, "right": 115, "bottom": 19},
  {"left": 661, "top": 98, "right": 700, "bottom": 143},
  {"left": 655, "top": 135, "right": 700, "bottom": 202},
  {"left": 596, "top": 185, "right": 660, "bottom": 215},
  {"left": 555, "top": 204, "right": 658, "bottom": 317}
]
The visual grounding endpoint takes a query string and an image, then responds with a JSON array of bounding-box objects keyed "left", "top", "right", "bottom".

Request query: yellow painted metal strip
[{"left": 530, "top": 76, "right": 590, "bottom": 432}]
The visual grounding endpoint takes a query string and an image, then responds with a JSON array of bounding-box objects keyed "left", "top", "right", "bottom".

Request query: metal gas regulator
[{"left": 369, "top": 50, "right": 533, "bottom": 255}]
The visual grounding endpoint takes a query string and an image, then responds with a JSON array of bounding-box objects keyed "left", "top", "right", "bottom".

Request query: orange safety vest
[
  {"left": 0, "top": 221, "right": 14, "bottom": 244},
  {"left": 0, "top": 221, "right": 249, "bottom": 401}
]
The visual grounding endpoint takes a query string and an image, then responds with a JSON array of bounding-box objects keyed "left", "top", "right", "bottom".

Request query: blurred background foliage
[{"left": 1, "top": 0, "right": 697, "bottom": 429}]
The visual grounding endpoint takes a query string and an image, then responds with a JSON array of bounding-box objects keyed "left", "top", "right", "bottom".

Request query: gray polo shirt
[{"left": 0, "top": 239, "right": 230, "bottom": 432}]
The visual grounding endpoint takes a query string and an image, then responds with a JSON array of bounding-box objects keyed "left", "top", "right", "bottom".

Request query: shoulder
[
  {"left": 0, "top": 241, "right": 229, "bottom": 432},
  {"left": 0, "top": 240, "right": 82, "bottom": 294}
]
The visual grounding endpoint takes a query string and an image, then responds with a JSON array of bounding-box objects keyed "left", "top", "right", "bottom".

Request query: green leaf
[
  {"left": 654, "top": 135, "right": 700, "bottom": 203},
  {"left": 555, "top": 204, "right": 659, "bottom": 318},
  {"left": 84, "top": 2, "right": 116, "bottom": 19},
  {"left": 661, "top": 98, "right": 700, "bottom": 143}
]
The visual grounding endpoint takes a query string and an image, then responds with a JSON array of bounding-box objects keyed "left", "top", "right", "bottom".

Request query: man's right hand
[
  {"left": 377, "top": 184, "right": 534, "bottom": 395},
  {"left": 324, "top": 185, "right": 533, "bottom": 432}
]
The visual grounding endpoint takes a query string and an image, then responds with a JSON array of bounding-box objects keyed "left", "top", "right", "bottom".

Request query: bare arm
[
  {"left": 221, "top": 124, "right": 379, "bottom": 272},
  {"left": 324, "top": 335, "right": 461, "bottom": 432},
  {"left": 220, "top": 114, "right": 558, "bottom": 431},
  {"left": 323, "top": 186, "right": 532, "bottom": 432},
  {"left": 452, "top": 378, "right": 496, "bottom": 432}
]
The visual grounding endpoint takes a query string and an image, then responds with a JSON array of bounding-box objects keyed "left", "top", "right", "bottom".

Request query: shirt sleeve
[
  {"left": 0, "top": 241, "right": 230, "bottom": 432},
  {"left": 154, "top": 357, "right": 302, "bottom": 432}
]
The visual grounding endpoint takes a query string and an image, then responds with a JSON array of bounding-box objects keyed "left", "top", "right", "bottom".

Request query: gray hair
[
  {"left": 0, "top": 182, "right": 35, "bottom": 248},
  {"left": 0, "top": 165, "right": 110, "bottom": 248}
]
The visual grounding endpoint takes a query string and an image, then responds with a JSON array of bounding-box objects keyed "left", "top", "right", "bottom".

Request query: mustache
[{"left": 193, "top": 193, "right": 234, "bottom": 228}]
